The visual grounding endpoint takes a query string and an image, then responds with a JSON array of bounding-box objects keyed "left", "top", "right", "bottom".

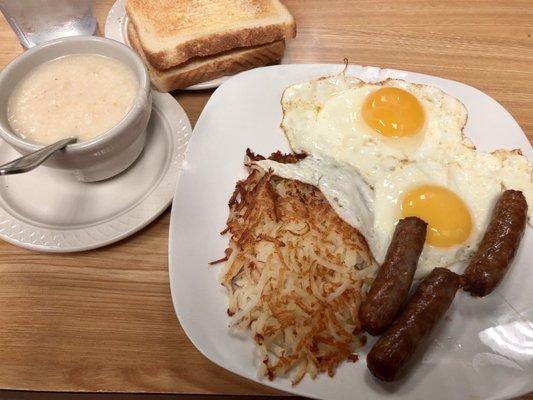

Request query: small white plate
[
  {"left": 168, "top": 64, "right": 533, "bottom": 400},
  {"left": 0, "top": 92, "right": 191, "bottom": 252}
]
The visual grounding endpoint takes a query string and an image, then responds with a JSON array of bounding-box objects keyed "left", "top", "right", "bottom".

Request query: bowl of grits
[{"left": 0, "top": 36, "right": 151, "bottom": 182}]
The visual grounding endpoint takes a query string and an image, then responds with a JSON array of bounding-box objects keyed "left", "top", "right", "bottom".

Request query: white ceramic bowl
[{"left": 0, "top": 36, "right": 152, "bottom": 182}]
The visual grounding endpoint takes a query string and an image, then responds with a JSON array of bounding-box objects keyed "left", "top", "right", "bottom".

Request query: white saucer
[
  {"left": 105, "top": 0, "right": 227, "bottom": 91},
  {"left": 0, "top": 92, "right": 191, "bottom": 252}
]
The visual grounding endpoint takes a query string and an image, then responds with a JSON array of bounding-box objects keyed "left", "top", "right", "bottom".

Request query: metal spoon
[{"left": 0, "top": 137, "right": 77, "bottom": 175}]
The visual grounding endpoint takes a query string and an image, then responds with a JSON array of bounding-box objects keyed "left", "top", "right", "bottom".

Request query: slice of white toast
[
  {"left": 128, "top": 23, "right": 285, "bottom": 91},
  {"left": 126, "top": 0, "right": 295, "bottom": 70}
]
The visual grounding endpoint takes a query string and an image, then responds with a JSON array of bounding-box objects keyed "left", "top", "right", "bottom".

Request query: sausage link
[
  {"left": 367, "top": 267, "right": 460, "bottom": 382},
  {"left": 463, "top": 190, "right": 527, "bottom": 297},
  {"left": 359, "top": 217, "right": 427, "bottom": 335}
]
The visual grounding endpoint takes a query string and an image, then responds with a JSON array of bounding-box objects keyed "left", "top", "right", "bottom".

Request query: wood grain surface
[{"left": 0, "top": 0, "right": 531, "bottom": 398}]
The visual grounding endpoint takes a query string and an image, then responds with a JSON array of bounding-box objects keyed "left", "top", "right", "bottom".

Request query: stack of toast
[{"left": 126, "top": 0, "right": 296, "bottom": 91}]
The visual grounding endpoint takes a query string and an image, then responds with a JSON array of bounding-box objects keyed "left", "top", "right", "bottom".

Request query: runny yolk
[
  {"left": 362, "top": 87, "right": 425, "bottom": 138},
  {"left": 401, "top": 185, "right": 472, "bottom": 248}
]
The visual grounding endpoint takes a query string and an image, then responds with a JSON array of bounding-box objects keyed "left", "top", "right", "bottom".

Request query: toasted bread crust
[
  {"left": 144, "top": 23, "right": 294, "bottom": 71},
  {"left": 126, "top": 0, "right": 295, "bottom": 69},
  {"left": 128, "top": 23, "right": 285, "bottom": 91}
]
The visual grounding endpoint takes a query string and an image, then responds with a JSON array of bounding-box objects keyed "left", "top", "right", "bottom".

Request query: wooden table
[{"left": 0, "top": 1, "right": 531, "bottom": 398}]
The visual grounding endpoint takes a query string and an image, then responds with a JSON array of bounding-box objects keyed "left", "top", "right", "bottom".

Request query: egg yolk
[
  {"left": 401, "top": 185, "right": 472, "bottom": 248},
  {"left": 362, "top": 87, "right": 425, "bottom": 138}
]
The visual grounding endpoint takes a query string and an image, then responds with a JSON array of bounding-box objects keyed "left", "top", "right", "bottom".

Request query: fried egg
[
  {"left": 281, "top": 74, "right": 469, "bottom": 185},
  {"left": 255, "top": 152, "right": 531, "bottom": 278},
  {"left": 254, "top": 73, "right": 533, "bottom": 278}
]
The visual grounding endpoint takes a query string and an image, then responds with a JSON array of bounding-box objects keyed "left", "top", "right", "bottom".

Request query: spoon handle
[{"left": 0, "top": 137, "right": 77, "bottom": 175}]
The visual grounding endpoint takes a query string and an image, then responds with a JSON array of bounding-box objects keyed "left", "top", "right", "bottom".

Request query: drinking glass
[{"left": 0, "top": 0, "right": 97, "bottom": 48}]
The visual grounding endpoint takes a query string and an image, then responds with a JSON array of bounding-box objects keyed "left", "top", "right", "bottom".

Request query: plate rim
[{"left": 168, "top": 63, "right": 533, "bottom": 400}]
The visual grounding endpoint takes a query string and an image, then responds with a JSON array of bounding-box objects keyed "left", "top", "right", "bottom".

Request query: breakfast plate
[
  {"left": 168, "top": 64, "right": 533, "bottom": 400},
  {"left": 105, "top": 0, "right": 227, "bottom": 91},
  {"left": 0, "top": 91, "right": 191, "bottom": 252}
]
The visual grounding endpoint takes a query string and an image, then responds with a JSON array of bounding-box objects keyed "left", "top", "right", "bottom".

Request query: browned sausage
[
  {"left": 463, "top": 190, "right": 527, "bottom": 297},
  {"left": 359, "top": 217, "right": 427, "bottom": 335},
  {"left": 366, "top": 267, "right": 461, "bottom": 382}
]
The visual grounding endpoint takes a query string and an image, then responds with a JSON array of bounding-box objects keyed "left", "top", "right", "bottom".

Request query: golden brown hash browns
[{"left": 215, "top": 151, "right": 377, "bottom": 385}]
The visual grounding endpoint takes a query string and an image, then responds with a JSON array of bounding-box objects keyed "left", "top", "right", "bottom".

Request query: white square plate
[{"left": 168, "top": 64, "right": 533, "bottom": 400}]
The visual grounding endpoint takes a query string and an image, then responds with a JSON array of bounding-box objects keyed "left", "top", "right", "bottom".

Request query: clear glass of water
[{"left": 0, "top": 0, "right": 97, "bottom": 48}]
